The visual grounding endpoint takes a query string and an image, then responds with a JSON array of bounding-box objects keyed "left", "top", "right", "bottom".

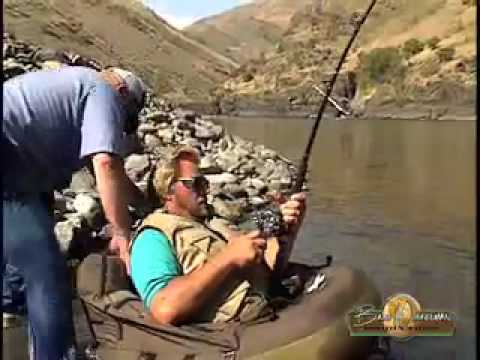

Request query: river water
[{"left": 214, "top": 116, "right": 476, "bottom": 360}]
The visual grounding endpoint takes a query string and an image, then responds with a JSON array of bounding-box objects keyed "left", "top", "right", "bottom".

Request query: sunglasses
[{"left": 176, "top": 175, "right": 209, "bottom": 192}]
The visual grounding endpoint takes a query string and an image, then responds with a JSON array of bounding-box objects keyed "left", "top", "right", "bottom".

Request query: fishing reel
[
  {"left": 239, "top": 205, "right": 286, "bottom": 239},
  {"left": 249, "top": 206, "right": 285, "bottom": 238}
]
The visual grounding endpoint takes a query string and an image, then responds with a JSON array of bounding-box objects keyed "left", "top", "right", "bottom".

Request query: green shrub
[
  {"left": 403, "top": 38, "right": 424, "bottom": 58},
  {"left": 360, "top": 47, "right": 406, "bottom": 84},
  {"left": 437, "top": 47, "right": 455, "bottom": 62},
  {"left": 426, "top": 36, "right": 441, "bottom": 50}
]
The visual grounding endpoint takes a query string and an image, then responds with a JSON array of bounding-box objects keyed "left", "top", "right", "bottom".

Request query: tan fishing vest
[{"left": 134, "top": 211, "right": 270, "bottom": 323}]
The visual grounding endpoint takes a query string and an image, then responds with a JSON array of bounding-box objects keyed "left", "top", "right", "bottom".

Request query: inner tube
[
  {"left": 2, "top": 258, "right": 382, "bottom": 360},
  {"left": 241, "top": 265, "right": 382, "bottom": 360}
]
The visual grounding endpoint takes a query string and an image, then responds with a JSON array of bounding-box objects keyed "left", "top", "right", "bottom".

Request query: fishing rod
[
  {"left": 293, "top": 0, "right": 377, "bottom": 193},
  {"left": 250, "top": 0, "right": 378, "bottom": 237}
]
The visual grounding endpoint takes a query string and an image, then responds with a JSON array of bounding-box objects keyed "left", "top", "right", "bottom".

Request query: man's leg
[{"left": 3, "top": 194, "right": 74, "bottom": 359}]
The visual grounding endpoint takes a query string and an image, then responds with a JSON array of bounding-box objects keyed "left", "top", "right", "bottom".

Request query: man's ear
[
  {"left": 118, "top": 83, "right": 129, "bottom": 97},
  {"left": 164, "top": 193, "right": 174, "bottom": 203}
]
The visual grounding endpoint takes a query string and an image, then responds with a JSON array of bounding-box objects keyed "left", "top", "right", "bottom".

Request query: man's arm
[
  {"left": 92, "top": 152, "right": 135, "bottom": 267},
  {"left": 148, "top": 231, "right": 266, "bottom": 325}
]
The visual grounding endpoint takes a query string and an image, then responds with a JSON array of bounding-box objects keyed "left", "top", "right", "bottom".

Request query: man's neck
[{"left": 165, "top": 203, "right": 204, "bottom": 222}]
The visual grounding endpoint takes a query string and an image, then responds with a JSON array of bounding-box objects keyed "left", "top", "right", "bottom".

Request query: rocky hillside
[
  {"left": 3, "top": 34, "right": 298, "bottom": 260},
  {"left": 186, "top": 0, "right": 312, "bottom": 63},
  {"left": 4, "top": 0, "right": 239, "bottom": 103},
  {"left": 191, "top": 0, "right": 476, "bottom": 117}
]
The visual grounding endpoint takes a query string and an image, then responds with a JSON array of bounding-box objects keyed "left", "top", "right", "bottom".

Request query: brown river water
[
  {"left": 214, "top": 116, "right": 476, "bottom": 360},
  {"left": 4, "top": 116, "right": 475, "bottom": 360}
]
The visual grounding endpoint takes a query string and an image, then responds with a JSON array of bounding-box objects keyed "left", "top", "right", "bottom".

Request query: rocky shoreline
[
  {"left": 197, "top": 96, "right": 476, "bottom": 121},
  {"left": 3, "top": 33, "right": 298, "bottom": 260}
]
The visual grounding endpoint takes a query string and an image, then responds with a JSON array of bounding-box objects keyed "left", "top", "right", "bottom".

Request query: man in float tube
[{"left": 130, "top": 146, "right": 307, "bottom": 325}]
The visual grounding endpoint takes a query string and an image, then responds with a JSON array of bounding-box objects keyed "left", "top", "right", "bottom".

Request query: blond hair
[{"left": 148, "top": 146, "right": 200, "bottom": 205}]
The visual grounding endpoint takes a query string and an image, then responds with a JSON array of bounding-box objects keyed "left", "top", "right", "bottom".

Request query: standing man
[{"left": 3, "top": 66, "right": 147, "bottom": 359}]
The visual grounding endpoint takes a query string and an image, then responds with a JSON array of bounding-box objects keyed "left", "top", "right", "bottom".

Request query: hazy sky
[{"left": 143, "top": 1, "right": 253, "bottom": 29}]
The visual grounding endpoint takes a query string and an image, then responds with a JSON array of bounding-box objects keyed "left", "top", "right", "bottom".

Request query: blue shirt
[
  {"left": 130, "top": 229, "right": 181, "bottom": 309},
  {"left": 3, "top": 66, "right": 128, "bottom": 192}
]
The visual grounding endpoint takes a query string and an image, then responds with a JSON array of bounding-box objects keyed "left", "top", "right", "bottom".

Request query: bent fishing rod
[
  {"left": 293, "top": 0, "right": 377, "bottom": 192},
  {"left": 249, "top": 0, "right": 378, "bottom": 237}
]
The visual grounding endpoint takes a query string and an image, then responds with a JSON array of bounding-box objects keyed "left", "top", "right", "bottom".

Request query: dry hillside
[
  {"left": 200, "top": 0, "right": 476, "bottom": 113},
  {"left": 186, "top": 0, "right": 313, "bottom": 63},
  {"left": 4, "top": 0, "right": 239, "bottom": 103}
]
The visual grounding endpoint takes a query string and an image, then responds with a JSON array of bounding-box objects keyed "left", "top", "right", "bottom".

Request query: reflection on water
[{"left": 215, "top": 116, "right": 476, "bottom": 360}]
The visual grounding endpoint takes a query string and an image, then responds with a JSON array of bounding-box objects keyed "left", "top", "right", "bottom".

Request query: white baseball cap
[{"left": 110, "top": 67, "right": 146, "bottom": 112}]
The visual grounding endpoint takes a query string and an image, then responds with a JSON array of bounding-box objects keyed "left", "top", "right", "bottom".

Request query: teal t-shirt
[{"left": 131, "top": 228, "right": 181, "bottom": 309}]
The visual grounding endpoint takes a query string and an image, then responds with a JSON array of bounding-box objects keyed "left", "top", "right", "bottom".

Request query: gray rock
[
  {"left": 218, "top": 137, "right": 230, "bottom": 152},
  {"left": 242, "top": 178, "right": 267, "bottom": 197},
  {"left": 199, "top": 155, "right": 222, "bottom": 174},
  {"left": 232, "top": 145, "right": 250, "bottom": 159},
  {"left": 175, "top": 109, "right": 197, "bottom": 121},
  {"left": 249, "top": 196, "right": 268, "bottom": 206},
  {"left": 201, "top": 139, "right": 214, "bottom": 153},
  {"left": 157, "top": 128, "right": 174, "bottom": 143},
  {"left": 216, "top": 151, "right": 242, "bottom": 172},
  {"left": 73, "top": 193, "right": 99, "bottom": 216},
  {"left": 259, "top": 148, "right": 278, "bottom": 160},
  {"left": 250, "top": 178, "right": 267, "bottom": 191},
  {"left": 53, "top": 191, "right": 69, "bottom": 214},
  {"left": 125, "top": 154, "right": 150, "bottom": 182},
  {"left": 73, "top": 194, "right": 103, "bottom": 229},
  {"left": 54, "top": 217, "right": 82, "bottom": 254},
  {"left": 69, "top": 168, "right": 96, "bottom": 194},
  {"left": 137, "top": 123, "right": 159, "bottom": 135},
  {"left": 205, "top": 173, "right": 238, "bottom": 185},
  {"left": 211, "top": 198, "right": 247, "bottom": 222},
  {"left": 269, "top": 164, "right": 291, "bottom": 181},
  {"left": 180, "top": 137, "right": 201, "bottom": 149},
  {"left": 173, "top": 119, "right": 193, "bottom": 131},
  {"left": 144, "top": 110, "right": 170, "bottom": 123},
  {"left": 237, "top": 161, "right": 256, "bottom": 176},
  {"left": 257, "top": 160, "right": 277, "bottom": 180},
  {"left": 194, "top": 124, "right": 223, "bottom": 140},
  {"left": 144, "top": 134, "right": 162, "bottom": 149},
  {"left": 221, "top": 183, "right": 248, "bottom": 199}
]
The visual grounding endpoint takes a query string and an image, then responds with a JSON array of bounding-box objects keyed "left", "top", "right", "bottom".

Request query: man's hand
[
  {"left": 280, "top": 192, "right": 307, "bottom": 235},
  {"left": 109, "top": 232, "right": 131, "bottom": 274},
  {"left": 224, "top": 231, "right": 267, "bottom": 269}
]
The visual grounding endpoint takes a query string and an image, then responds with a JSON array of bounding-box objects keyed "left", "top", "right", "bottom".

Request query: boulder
[
  {"left": 69, "top": 168, "right": 96, "bottom": 194},
  {"left": 73, "top": 194, "right": 103, "bottom": 228},
  {"left": 125, "top": 154, "right": 150, "bottom": 182},
  {"left": 157, "top": 128, "right": 174, "bottom": 143},
  {"left": 205, "top": 173, "right": 238, "bottom": 185},
  {"left": 54, "top": 216, "right": 83, "bottom": 254},
  {"left": 194, "top": 124, "right": 223, "bottom": 140},
  {"left": 216, "top": 151, "right": 243, "bottom": 172},
  {"left": 144, "top": 134, "right": 162, "bottom": 149},
  {"left": 174, "top": 109, "right": 197, "bottom": 122},
  {"left": 199, "top": 155, "right": 223, "bottom": 174},
  {"left": 211, "top": 197, "right": 247, "bottom": 222}
]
